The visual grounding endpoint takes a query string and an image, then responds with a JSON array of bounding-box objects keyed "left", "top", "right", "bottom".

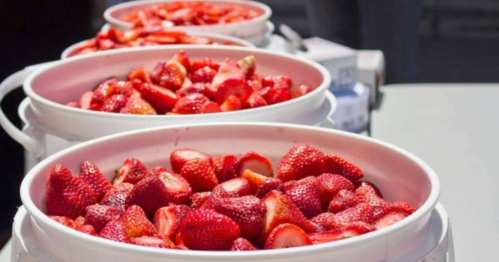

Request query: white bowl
[
  {"left": 104, "top": 0, "right": 272, "bottom": 42},
  {"left": 20, "top": 123, "right": 440, "bottom": 262}
]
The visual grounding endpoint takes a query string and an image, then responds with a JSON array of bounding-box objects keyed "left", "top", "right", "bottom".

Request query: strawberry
[
  {"left": 80, "top": 91, "right": 100, "bottom": 110},
  {"left": 255, "top": 177, "right": 284, "bottom": 198},
  {"left": 150, "top": 60, "right": 187, "bottom": 90},
  {"left": 355, "top": 181, "right": 383, "bottom": 201},
  {"left": 172, "top": 50, "right": 191, "bottom": 73},
  {"left": 212, "top": 196, "right": 266, "bottom": 240},
  {"left": 178, "top": 35, "right": 212, "bottom": 45},
  {"left": 316, "top": 173, "right": 355, "bottom": 207},
  {"left": 267, "top": 81, "right": 291, "bottom": 105},
  {"left": 114, "top": 158, "right": 148, "bottom": 185},
  {"left": 137, "top": 83, "right": 178, "bottom": 113},
  {"left": 220, "top": 95, "right": 242, "bottom": 112},
  {"left": 335, "top": 203, "right": 375, "bottom": 225},
  {"left": 215, "top": 178, "right": 252, "bottom": 197},
  {"left": 73, "top": 216, "right": 97, "bottom": 235},
  {"left": 277, "top": 144, "right": 326, "bottom": 182},
  {"left": 291, "top": 84, "right": 312, "bottom": 99},
  {"left": 264, "top": 223, "right": 312, "bottom": 249},
  {"left": 100, "top": 219, "right": 132, "bottom": 244},
  {"left": 310, "top": 213, "right": 342, "bottom": 232},
  {"left": 128, "top": 67, "right": 152, "bottom": 84},
  {"left": 179, "top": 209, "right": 240, "bottom": 250},
  {"left": 85, "top": 204, "right": 123, "bottom": 233},
  {"left": 374, "top": 212, "right": 407, "bottom": 230},
  {"left": 308, "top": 222, "right": 375, "bottom": 244},
  {"left": 234, "top": 151, "right": 273, "bottom": 177},
  {"left": 125, "top": 176, "right": 170, "bottom": 217},
  {"left": 171, "top": 93, "right": 210, "bottom": 114},
  {"left": 191, "top": 57, "right": 219, "bottom": 72},
  {"left": 200, "top": 101, "right": 221, "bottom": 113},
  {"left": 230, "top": 238, "right": 257, "bottom": 251},
  {"left": 79, "top": 161, "right": 112, "bottom": 201},
  {"left": 101, "top": 94, "right": 128, "bottom": 113},
  {"left": 191, "top": 66, "right": 217, "bottom": 83},
  {"left": 180, "top": 158, "right": 218, "bottom": 192},
  {"left": 285, "top": 176, "right": 322, "bottom": 218},
  {"left": 149, "top": 166, "right": 192, "bottom": 204},
  {"left": 324, "top": 154, "right": 364, "bottom": 181},
  {"left": 237, "top": 55, "right": 256, "bottom": 78},
  {"left": 170, "top": 148, "right": 212, "bottom": 174},
  {"left": 120, "top": 93, "right": 157, "bottom": 115},
  {"left": 50, "top": 216, "right": 75, "bottom": 228},
  {"left": 92, "top": 78, "right": 118, "bottom": 105},
  {"left": 261, "top": 76, "right": 292, "bottom": 88},
  {"left": 373, "top": 201, "right": 416, "bottom": 221},
  {"left": 328, "top": 189, "right": 359, "bottom": 213},
  {"left": 190, "top": 192, "right": 211, "bottom": 209},
  {"left": 389, "top": 201, "right": 416, "bottom": 215},
  {"left": 145, "top": 34, "right": 177, "bottom": 44},
  {"left": 212, "top": 58, "right": 247, "bottom": 92},
  {"left": 46, "top": 164, "right": 97, "bottom": 219},
  {"left": 66, "top": 102, "right": 80, "bottom": 108},
  {"left": 215, "top": 78, "right": 252, "bottom": 104},
  {"left": 241, "top": 169, "right": 267, "bottom": 193},
  {"left": 100, "top": 183, "right": 134, "bottom": 211},
  {"left": 176, "top": 82, "right": 209, "bottom": 97},
  {"left": 154, "top": 205, "right": 192, "bottom": 239},
  {"left": 114, "top": 81, "right": 138, "bottom": 97},
  {"left": 132, "top": 236, "right": 173, "bottom": 249},
  {"left": 244, "top": 93, "right": 268, "bottom": 109},
  {"left": 120, "top": 205, "right": 157, "bottom": 238}
]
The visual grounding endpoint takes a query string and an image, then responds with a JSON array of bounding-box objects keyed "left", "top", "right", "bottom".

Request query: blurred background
[{"left": 1, "top": 0, "right": 499, "bottom": 247}]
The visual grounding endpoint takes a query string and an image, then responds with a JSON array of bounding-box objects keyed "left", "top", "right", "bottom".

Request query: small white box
[{"left": 357, "top": 50, "right": 385, "bottom": 106}]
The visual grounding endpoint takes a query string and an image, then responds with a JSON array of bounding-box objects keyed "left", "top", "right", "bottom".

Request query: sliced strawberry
[
  {"left": 316, "top": 173, "right": 355, "bottom": 208},
  {"left": 234, "top": 151, "right": 273, "bottom": 177},
  {"left": 328, "top": 189, "right": 359, "bottom": 213},
  {"left": 255, "top": 177, "right": 284, "bottom": 199},
  {"left": 106, "top": 27, "right": 124, "bottom": 43},
  {"left": 132, "top": 236, "right": 173, "bottom": 249},
  {"left": 137, "top": 83, "right": 178, "bottom": 113},
  {"left": 120, "top": 93, "right": 157, "bottom": 115},
  {"left": 128, "top": 67, "right": 152, "bottom": 84},
  {"left": 190, "top": 192, "right": 211, "bottom": 209},
  {"left": 149, "top": 166, "right": 192, "bottom": 204},
  {"left": 240, "top": 169, "right": 267, "bottom": 193},
  {"left": 154, "top": 205, "right": 192, "bottom": 239},
  {"left": 73, "top": 216, "right": 97, "bottom": 235},
  {"left": 179, "top": 209, "right": 240, "bottom": 250},
  {"left": 191, "top": 57, "right": 219, "bottom": 72},
  {"left": 215, "top": 178, "right": 252, "bottom": 197},
  {"left": 180, "top": 158, "right": 218, "bottom": 192},
  {"left": 291, "top": 84, "right": 312, "bottom": 99},
  {"left": 114, "top": 158, "right": 148, "bottom": 185},
  {"left": 324, "top": 154, "right": 364, "bottom": 181},
  {"left": 171, "top": 93, "right": 210, "bottom": 114},
  {"left": 125, "top": 176, "right": 170, "bottom": 217},
  {"left": 220, "top": 95, "right": 242, "bottom": 112},
  {"left": 100, "top": 183, "right": 134, "bottom": 211},
  {"left": 308, "top": 222, "right": 375, "bottom": 244},
  {"left": 244, "top": 93, "right": 268, "bottom": 109},
  {"left": 267, "top": 81, "right": 291, "bottom": 105},
  {"left": 170, "top": 148, "right": 212, "bottom": 173},
  {"left": 84, "top": 204, "right": 123, "bottom": 233},
  {"left": 80, "top": 91, "right": 99, "bottom": 110},
  {"left": 172, "top": 50, "right": 191, "bottom": 73},
  {"left": 264, "top": 223, "right": 312, "bottom": 249},
  {"left": 99, "top": 219, "right": 132, "bottom": 244},
  {"left": 66, "top": 101, "right": 80, "bottom": 108},
  {"left": 335, "top": 203, "right": 375, "bottom": 225},
  {"left": 215, "top": 78, "right": 252, "bottom": 104},
  {"left": 261, "top": 75, "right": 292, "bottom": 88},
  {"left": 120, "top": 205, "right": 157, "bottom": 238},
  {"left": 150, "top": 60, "right": 187, "bottom": 90},
  {"left": 79, "top": 161, "right": 112, "bottom": 201},
  {"left": 212, "top": 58, "right": 245, "bottom": 89},
  {"left": 277, "top": 144, "right": 326, "bottom": 182},
  {"left": 355, "top": 181, "right": 383, "bottom": 201},
  {"left": 50, "top": 216, "right": 75, "bottom": 228},
  {"left": 200, "top": 101, "right": 222, "bottom": 113},
  {"left": 114, "top": 81, "right": 138, "bottom": 97},
  {"left": 230, "top": 238, "right": 258, "bottom": 251},
  {"left": 374, "top": 212, "right": 407, "bottom": 230},
  {"left": 178, "top": 35, "right": 212, "bottom": 45},
  {"left": 237, "top": 55, "right": 255, "bottom": 78},
  {"left": 145, "top": 34, "right": 177, "bottom": 44},
  {"left": 310, "top": 213, "right": 342, "bottom": 232},
  {"left": 285, "top": 176, "right": 322, "bottom": 218},
  {"left": 46, "top": 164, "right": 97, "bottom": 219},
  {"left": 92, "top": 78, "right": 118, "bottom": 105},
  {"left": 101, "top": 94, "right": 128, "bottom": 113},
  {"left": 191, "top": 66, "right": 217, "bottom": 83},
  {"left": 373, "top": 201, "right": 416, "bottom": 221},
  {"left": 176, "top": 82, "right": 209, "bottom": 97},
  {"left": 122, "top": 28, "right": 145, "bottom": 42}
]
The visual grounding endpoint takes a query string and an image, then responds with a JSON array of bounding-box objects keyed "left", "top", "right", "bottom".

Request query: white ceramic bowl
[
  {"left": 61, "top": 32, "right": 255, "bottom": 59},
  {"left": 20, "top": 123, "right": 440, "bottom": 262},
  {"left": 104, "top": 0, "right": 272, "bottom": 42}
]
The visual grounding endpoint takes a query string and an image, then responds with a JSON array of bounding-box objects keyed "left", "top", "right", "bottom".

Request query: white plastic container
[
  {"left": 0, "top": 46, "right": 332, "bottom": 160},
  {"left": 104, "top": 0, "right": 272, "bottom": 46},
  {"left": 20, "top": 123, "right": 440, "bottom": 262}
]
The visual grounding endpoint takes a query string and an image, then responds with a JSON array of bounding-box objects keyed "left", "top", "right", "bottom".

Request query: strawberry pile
[
  {"left": 66, "top": 51, "right": 312, "bottom": 114},
  {"left": 46, "top": 145, "right": 416, "bottom": 251},
  {"left": 123, "top": 2, "right": 260, "bottom": 28}
]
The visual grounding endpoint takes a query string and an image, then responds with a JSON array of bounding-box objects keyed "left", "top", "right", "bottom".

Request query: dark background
[{"left": 1, "top": 0, "right": 499, "bottom": 248}]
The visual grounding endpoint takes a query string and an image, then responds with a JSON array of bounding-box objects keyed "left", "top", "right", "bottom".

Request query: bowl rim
[
  {"left": 104, "top": 0, "right": 272, "bottom": 30},
  {"left": 20, "top": 122, "right": 440, "bottom": 259},
  {"left": 24, "top": 45, "right": 331, "bottom": 120}
]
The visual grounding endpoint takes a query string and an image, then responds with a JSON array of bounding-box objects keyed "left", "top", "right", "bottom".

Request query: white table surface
[{"left": 371, "top": 84, "right": 499, "bottom": 262}]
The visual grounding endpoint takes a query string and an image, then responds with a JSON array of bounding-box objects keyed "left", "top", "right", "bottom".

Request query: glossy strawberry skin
[
  {"left": 285, "top": 176, "right": 322, "bottom": 219},
  {"left": 73, "top": 216, "right": 97, "bottom": 235},
  {"left": 214, "top": 178, "right": 252, "bottom": 197},
  {"left": 211, "top": 154, "right": 237, "bottom": 183},
  {"left": 316, "top": 173, "right": 355, "bottom": 208},
  {"left": 172, "top": 93, "right": 210, "bottom": 114},
  {"left": 220, "top": 95, "right": 242, "bottom": 112},
  {"left": 85, "top": 204, "right": 123, "bottom": 233},
  {"left": 191, "top": 66, "right": 217, "bottom": 83},
  {"left": 335, "top": 203, "right": 375, "bottom": 225},
  {"left": 244, "top": 93, "right": 268, "bottom": 109},
  {"left": 324, "top": 154, "right": 364, "bottom": 181},
  {"left": 150, "top": 60, "right": 187, "bottom": 90},
  {"left": 328, "top": 189, "right": 359, "bottom": 213},
  {"left": 120, "top": 205, "right": 157, "bottom": 238},
  {"left": 190, "top": 192, "right": 211, "bottom": 209},
  {"left": 137, "top": 83, "right": 178, "bottom": 114},
  {"left": 154, "top": 205, "right": 192, "bottom": 239},
  {"left": 114, "top": 158, "right": 149, "bottom": 185},
  {"left": 50, "top": 216, "right": 75, "bottom": 228},
  {"left": 277, "top": 144, "right": 326, "bottom": 182},
  {"left": 101, "top": 94, "right": 129, "bottom": 113},
  {"left": 308, "top": 222, "right": 375, "bottom": 244},
  {"left": 125, "top": 176, "right": 170, "bottom": 217},
  {"left": 99, "top": 219, "right": 132, "bottom": 244},
  {"left": 79, "top": 161, "right": 112, "bottom": 201},
  {"left": 255, "top": 177, "right": 284, "bottom": 199},
  {"left": 264, "top": 223, "right": 312, "bottom": 249},
  {"left": 149, "top": 166, "right": 192, "bottom": 204},
  {"left": 310, "top": 213, "right": 342, "bottom": 232},
  {"left": 170, "top": 148, "right": 212, "bottom": 174},
  {"left": 119, "top": 93, "right": 157, "bottom": 115},
  {"left": 179, "top": 158, "right": 218, "bottom": 192},
  {"left": 230, "top": 238, "right": 258, "bottom": 251},
  {"left": 99, "top": 183, "right": 134, "bottom": 211}
]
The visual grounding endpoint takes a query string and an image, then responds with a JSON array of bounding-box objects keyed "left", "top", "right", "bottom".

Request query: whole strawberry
[
  {"left": 277, "top": 144, "right": 325, "bottom": 182},
  {"left": 285, "top": 176, "right": 322, "bottom": 218},
  {"left": 46, "top": 164, "right": 97, "bottom": 219},
  {"left": 324, "top": 154, "right": 364, "bottom": 181},
  {"left": 85, "top": 204, "right": 123, "bottom": 233},
  {"left": 180, "top": 158, "right": 218, "bottom": 192},
  {"left": 79, "top": 161, "right": 112, "bottom": 200},
  {"left": 211, "top": 154, "right": 237, "bottom": 183},
  {"left": 99, "top": 183, "right": 134, "bottom": 211},
  {"left": 120, "top": 205, "right": 157, "bottom": 238},
  {"left": 125, "top": 176, "right": 170, "bottom": 217},
  {"left": 316, "top": 173, "right": 355, "bottom": 208},
  {"left": 328, "top": 189, "right": 359, "bottom": 213},
  {"left": 100, "top": 219, "right": 132, "bottom": 244}
]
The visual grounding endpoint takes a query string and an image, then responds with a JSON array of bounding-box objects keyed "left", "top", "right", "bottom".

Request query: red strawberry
[
  {"left": 101, "top": 94, "right": 128, "bottom": 113},
  {"left": 215, "top": 78, "right": 252, "bottom": 104},
  {"left": 154, "top": 205, "right": 192, "bottom": 239},
  {"left": 230, "top": 238, "right": 257, "bottom": 251},
  {"left": 190, "top": 192, "right": 211, "bottom": 209},
  {"left": 237, "top": 55, "right": 256, "bottom": 78},
  {"left": 171, "top": 93, "right": 210, "bottom": 114},
  {"left": 212, "top": 154, "right": 237, "bottom": 182},
  {"left": 211, "top": 58, "right": 245, "bottom": 90},
  {"left": 120, "top": 205, "right": 157, "bottom": 238},
  {"left": 79, "top": 161, "right": 112, "bottom": 201},
  {"left": 215, "top": 178, "right": 252, "bottom": 197},
  {"left": 80, "top": 91, "right": 99, "bottom": 110},
  {"left": 114, "top": 158, "right": 148, "bottom": 185},
  {"left": 255, "top": 177, "right": 284, "bottom": 198},
  {"left": 310, "top": 213, "right": 342, "bottom": 232},
  {"left": 176, "top": 82, "right": 209, "bottom": 97},
  {"left": 114, "top": 81, "right": 139, "bottom": 97},
  {"left": 100, "top": 183, "right": 134, "bottom": 211},
  {"left": 137, "top": 83, "right": 178, "bottom": 114},
  {"left": 277, "top": 144, "right": 326, "bottom": 182},
  {"left": 92, "top": 78, "right": 118, "bottom": 105},
  {"left": 120, "top": 93, "right": 157, "bottom": 115},
  {"left": 234, "top": 151, "right": 273, "bottom": 177},
  {"left": 316, "top": 173, "right": 355, "bottom": 207},
  {"left": 355, "top": 181, "right": 383, "bottom": 201},
  {"left": 267, "top": 82, "right": 291, "bottom": 105},
  {"left": 191, "top": 66, "right": 217, "bottom": 83},
  {"left": 373, "top": 201, "right": 416, "bottom": 221},
  {"left": 170, "top": 148, "right": 212, "bottom": 173},
  {"left": 150, "top": 60, "right": 187, "bottom": 90},
  {"left": 241, "top": 169, "right": 267, "bottom": 193},
  {"left": 220, "top": 95, "right": 242, "bottom": 112},
  {"left": 179, "top": 209, "right": 240, "bottom": 250},
  {"left": 389, "top": 201, "right": 417, "bottom": 215},
  {"left": 178, "top": 35, "right": 212, "bottom": 45},
  {"left": 191, "top": 57, "right": 219, "bottom": 72},
  {"left": 172, "top": 50, "right": 191, "bottom": 73},
  {"left": 50, "top": 216, "right": 75, "bottom": 228},
  {"left": 324, "top": 154, "right": 364, "bottom": 181},
  {"left": 261, "top": 75, "right": 292, "bottom": 88},
  {"left": 212, "top": 196, "right": 266, "bottom": 240},
  {"left": 200, "top": 101, "right": 222, "bottom": 113},
  {"left": 128, "top": 67, "right": 152, "bottom": 83},
  {"left": 73, "top": 216, "right": 97, "bottom": 235},
  {"left": 264, "top": 223, "right": 312, "bottom": 249},
  {"left": 145, "top": 34, "right": 176, "bottom": 44},
  {"left": 100, "top": 219, "right": 132, "bottom": 243},
  {"left": 149, "top": 166, "right": 192, "bottom": 204},
  {"left": 328, "top": 189, "right": 359, "bottom": 213},
  {"left": 244, "top": 93, "right": 268, "bottom": 109},
  {"left": 180, "top": 158, "right": 218, "bottom": 192},
  {"left": 125, "top": 176, "right": 170, "bottom": 217},
  {"left": 132, "top": 236, "right": 173, "bottom": 249},
  {"left": 174, "top": 233, "right": 185, "bottom": 246},
  {"left": 46, "top": 164, "right": 97, "bottom": 219},
  {"left": 374, "top": 212, "right": 407, "bottom": 230},
  {"left": 335, "top": 203, "right": 375, "bottom": 225},
  {"left": 66, "top": 101, "right": 79, "bottom": 108},
  {"left": 285, "top": 176, "right": 322, "bottom": 218},
  {"left": 291, "top": 84, "right": 312, "bottom": 99},
  {"left": 308, "top": 222, "right": 375, "bottom": 244},
  {"left": 85, "top": 204, "right": 123, "bottom": 233}
]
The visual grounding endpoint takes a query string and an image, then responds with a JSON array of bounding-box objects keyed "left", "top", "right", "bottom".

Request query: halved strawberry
[
  {"left": 267, "top": 79, "right": 292, "bottom": 105},
  {"left": 79, "top": 161, "right": 112, "bottom": 201},
  {"left": 335, "top": 203, "right": 375, "bottom": 225},
  {"left": 310, "top": 213, "right": 342, "bottom": 232},
  {"left": 100, "top": 219, "right": 132, "bottom": 243},
  {"left": 149, "top": 166, "right": 192, "bottom": 204},
  {"left": 201, "top": 101, "right": 222, "bottom": 113},
  {"left": 234, "top": 151, "right": 273, "bottom": 177},
  {"left": 285, "top": 176, "right": 322, "bottom": 218},
  {"left": 308, "top": 222, "right": 375, "bottom": 244},
  {"left": 172, "top": 50, "right": 191, "bottom": 73},
  {"left": 137, "top": 83, "right": 178, "bottom": 113},
  {"left": 328, "top": 189, "right": 359, "bottom": 213},
  {"left": 230, "top": 238, "right": 258, "bottom": 251},
  {"left": 316, "top": 173, "right": 355, "bottom": 208},
  {"left": 291, "top": 84, "right": 312, "bottom": 99},
  {"left": 237, "top": 55, "right": 255, "bottom": 78},
  {"left": 101, "top": 94, "right": 128, "bottom": 113},
  {"left": 215, "top": 178, "right": 252, "bottom": 197},
  {"left": 373, "top": 201, "right": 416, "bottom": 221},
  {"left": 261, "top": 75, "right": 292, "bottom": 88},
  {"left": 170, "top": 148, "right": 212, "bottom": 174},
  {"left": 154, "top": 205, "right": 192, "bottom": 239},
  {"left": 180, "top": 158, "right": 218, "bottom": 192},
  {"left": 132, "top": 236, "right": 173, "bottom": 249},
  {"left": 244, "top": 93, "right": 268, "bottom": 109},
  {"left": 220, "top": 95, "right": 242, "bottom": 112},
  {"left": 264, "top": 223, "right": 312, "bottom": 249},
  {"left": 212, "top": 59, "right": 246, "bottom": 91},
  {"left": 50, "top": 216, "right": 75, "bottom": 228},
  {"left": 66, "top": 101, "right": 80, "bottom": 108},
  {"left": 46, "top": 164, "right": 98, "bottom": 219},
  {"left": 176, "top": 82, "right": 209, "bottom": 97},
  {"left": 240, "top": 169, "right": 267, "bottom": 193},
  {"left": 215, "top": 78, "right": 252, "bottom": 104},
  {"left": 324, "top": 154, "right": 364, "bottom": 181},
  {"left": 92, "top": 78, "right": 118, "bottom": 105},
  {"left": 171, "top": 93, "right": 210, "bottom": 114},
  {"left": 114, "top": 158, "right": 149, "bottom": 185},
  {"left": 150, "top": 60, "right": 187, "bottom": 90},
  {"left": 145, "top": 34, "right": 177, "bottom": 44},
  {"left": 374, "top": 212, "right": 407, "bottom": 230},
  {"left": 114, "top": 81, "right": 138, "bottom": 97},
  {"left": 191, "top": 66, "right": 217, "bottom": 83},
  {"left": 178, "top": 35, "right": 212, "bottom": 45},
  {"left": 190, "top": 192, "right": 211, "bottom": 209},
  {"left": 277, "top": 144, "right": 326, "bottom": 182},
  {"left": 255, "top": 177, "right": 284, "bottom": 199},
  {"left": 80, "top": 91, "right": 99, "bottom": 110},
  {"left": 120, "top": 93, "right": 157, "bottom": 115},
  {"left": 125, "top": 176, "right": 170, "bottom": 217},
  {"left": 120, "top": 205, "right": 157, "bottom": 238},
  {"left": 84, "top": 204, "right": 123, "bottom": 233},
  {"left": 100, "top": 183, "right": 134, "bottom": 211},
  {"left": 179, "top": 209, "right": 240, "bottom": 250},
  {"left": 191, "top": 57, "right": 219, "bottom": 72},
  {"left": 73, "top": 216, "right": 97, "bottom": 235},
  {"left": 128, "top": 67, "right": 152, "bottom": 83}
]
